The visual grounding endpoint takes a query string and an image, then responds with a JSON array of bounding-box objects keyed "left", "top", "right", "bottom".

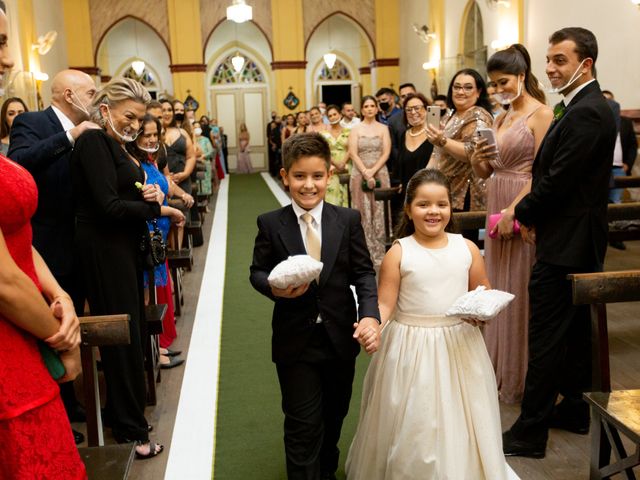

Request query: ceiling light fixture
[
  {"left": 227, "top": 0, "right": 252, "bottom": 23},
  {"left": 231, "top": 52, "right": 245, "bottom": 73}
]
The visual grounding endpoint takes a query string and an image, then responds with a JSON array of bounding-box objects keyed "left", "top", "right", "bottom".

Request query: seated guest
[
  {"left": 0, "top": 3, "right": 86, "bottom": 477},
  {"left": 71, "top": 77, "right": 164, "bottom": 459},
  {"left": 0, "top": 96, "right": 27, "bottom": 155},
  {"left": 127, "top": 114, "right": 186, "bottom": 369}
]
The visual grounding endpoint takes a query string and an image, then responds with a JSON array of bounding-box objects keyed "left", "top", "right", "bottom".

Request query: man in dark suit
[
  {"left": 502, "top": 28, "right": 617, "bottom": 458},
  {"left": 8, "top": 69, "right": 99, "bottom": 443},
  {"left": 250, "top": 133, "right": 380, "bottom": 480}
]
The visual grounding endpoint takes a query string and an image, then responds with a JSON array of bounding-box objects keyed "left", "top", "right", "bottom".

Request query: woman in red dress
[{"left": 0, "top": 5, "right": 86, "bottom": 478}]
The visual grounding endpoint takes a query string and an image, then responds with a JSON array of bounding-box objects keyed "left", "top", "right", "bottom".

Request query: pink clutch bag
[{"left": 488, "top": 213, "right": 520, "bottom": 239}]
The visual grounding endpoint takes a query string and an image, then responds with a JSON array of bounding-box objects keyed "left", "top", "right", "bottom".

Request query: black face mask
[
  {"left": 440, "top": 108, "right": 447, "bottom": 116},
  {"left": 379, "top": 101, "right": 390, "bottom": 112},
  {"left": 174, "top": 112, "right": 185, "bottom": 122}
]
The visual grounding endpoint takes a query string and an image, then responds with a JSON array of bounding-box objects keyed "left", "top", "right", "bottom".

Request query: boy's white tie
[{"left": 302, "top": 213, "right": 321, "bottom": 261}]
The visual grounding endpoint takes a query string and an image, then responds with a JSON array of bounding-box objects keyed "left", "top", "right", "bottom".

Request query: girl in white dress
[{"left": 346, "top": 169, "right": 508, "bottom": 480}]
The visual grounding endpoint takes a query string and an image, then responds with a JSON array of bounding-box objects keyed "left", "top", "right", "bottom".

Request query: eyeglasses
[
  {"left": 452, "top": 84, "right": 476, "bottom": 93},
  {"left": 405, "top": 105, "right": 425, "bottom": 114}
]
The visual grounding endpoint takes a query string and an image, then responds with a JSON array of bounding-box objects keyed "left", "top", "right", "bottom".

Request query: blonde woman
[
  {"left": 236, "top": 122, "right": 252, "bottom": 173},
  {"left": 71, "top": 77, "right": 164, "bottom": 459}
]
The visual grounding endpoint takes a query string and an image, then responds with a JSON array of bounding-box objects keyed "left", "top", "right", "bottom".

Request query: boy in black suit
[{"left": 250, "top": 133, "right": 381, "bottom": 480}]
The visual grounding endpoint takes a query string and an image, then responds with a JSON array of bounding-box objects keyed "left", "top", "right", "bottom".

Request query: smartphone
[
  {"left": 426, "top": 106, "right": 441, "bottom": 129},
  {"left": 476, "top": 127, "right": 496, "bottom": 147}
]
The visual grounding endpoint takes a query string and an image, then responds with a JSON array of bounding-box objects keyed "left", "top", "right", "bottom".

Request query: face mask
[
  {"left": 174, "top": 112, "right": 185, "bottom": 122},
  {"left": 194, "top": 127, "right": 202, "bottom": 136},
  {"left": 319, "top": 108, "right": 326, "bottom": 115},
  {"left": 440, "top": 108, "right": 448, "bottom": 116},
  {"left": 492, "top": 78, "right": 523, "bottom": 106},
  {"left": 139, "top": 143, "right": 160, "bottom": 153},
  {"left": 547, "top": 59, "right": 588, "bottom": 95},
  {"left": 104, "top": 105, "right": 138, "bottom": 143},
  {"left": 379, "top": 102, "right": 390, "bottom": 112},
  {"left": 329, "top": 117, "right": 341, "bottom": 125},
  {"left": 70, "top": 89, "right": 90, "bottom": 117}
]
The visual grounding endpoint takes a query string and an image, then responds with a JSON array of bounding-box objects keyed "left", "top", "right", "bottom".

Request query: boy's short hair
[{"left": 281, "top": 132, "right": 331, "bottom": 172}]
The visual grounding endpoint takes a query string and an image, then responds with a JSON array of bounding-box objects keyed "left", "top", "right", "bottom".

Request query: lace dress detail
[
  {"left": 0, "top": 154, "right": 86, "bottom": 478},
  {"left": 321, "top": 128, "right": 351, "bottom": 207},
  {"left": 349, "top": 135, "right": 390, "bottom": 266}
]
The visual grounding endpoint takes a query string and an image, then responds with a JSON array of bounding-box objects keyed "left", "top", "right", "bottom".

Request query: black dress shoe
[
  {"left": 609, "top": 240, "right": 627, "bottom": 250},
  {"left": 160, "top": 356, "right": 185, "bottom": 369},
  {"left": 73, "top": 429, "right": 85, "bottom": 445},
  {"left": 66, "top": 404, "right": 87, "bottom": 423},
  {"left": 502, "top": 429, "right": 546, "bottom": 458},
  {"left": 548, "top": 412, "right": 590, "bottom": 435}
]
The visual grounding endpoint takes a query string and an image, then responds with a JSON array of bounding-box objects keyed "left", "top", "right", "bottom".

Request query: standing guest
[
  {"left": 394, "top": 92, "right": 433, "bottom": 199},
  {"left": 387, "top": 83, "right": 418, "bottom": 176},
  {"left": 470, "top": 44, "right": 553, "bottom": 404},
  {"left": 340, "top": 102, "right": 361, "bottom": 129},
  {"left": 320, "top": 104, "right": 351, "bottom": 207},
  {"left": 426, "top": 68, "right": 493, "bottom": 243},
  {"left": 502, "top": 27, "right": 616, "bottom": 458},
  {"left": 220, "top": 125, "right": 229, "bottom": 173},
  {"left": 236, "top": 122, "right": 253, "bottom": 173},
  {"left": 308, "top": 106, "right": 328, "bottom": 133},
  {"left": 71, "top": 77, "right": 165, "bottom": 459},
  {"left": 0, "top": 3, "right": 86, "bottom": 476},
  {"left": 348, "top": 96, "right": 391, "bottom": 267},
  {"left": 346, "top": 169, "right": 507, "bottom": 480},
  {"left": 267, "top": 112, "right": 282, "bottom": 177},
  {"left": 199, "top": 115, "right": 212, "bottom": 140},
  {"left": 250, "top": 132, "right": 380, "bottom": 480},
  {"left": 318, "top": 101, "right": 329, "bottom": 124},
  {"left": 161, "top": 99, "right": 195, "bottom": 248},
  {"left": 0, "top": 96, "right": 27, "bottom": 154},
  {"left": 375, "top": 87, "right": 402, "bottom": 125},
  {"left": 127, "top": 114, "right": 186, "bottom": 369},
  {"left": 193, "top": 120, "right": 216, "bottom": 194},
  {"left": 433, "top": 94, "right": 449, "bottom": 116},
  {"left": 9, "top": 68, "right": 99, "bottom": 444},
  {"left": 281, "top": 113, "right": 296, "bottom": 144},
  {"left": 294, "top": 111, "right": 309, "bottom": 134},
  {"left": 485, "top": 81, "right": 504, "bottom": 118}
]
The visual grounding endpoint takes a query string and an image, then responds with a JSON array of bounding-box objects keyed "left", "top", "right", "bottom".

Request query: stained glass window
[
  {"left": 211, "top": 54, "right": 265, "bottom": 85},
  {"left": 123, "top": 66, "right": 157, "bottom": 88},
  {"left": 317, "top": 60, "right": 351, "bottom": 81}
]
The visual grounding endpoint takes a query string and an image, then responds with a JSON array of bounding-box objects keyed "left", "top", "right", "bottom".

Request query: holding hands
[
  {"left": 353, "top": 317, "right": 381, "bottom": 355},
  {"left": 45, "top": 295, "right": 81, "bottom": 352},
  {"left": 141, "top": 183, "right": 164, "bottom": 205}
]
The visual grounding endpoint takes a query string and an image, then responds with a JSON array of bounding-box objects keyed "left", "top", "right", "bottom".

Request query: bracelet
[{"left": 438, "top": 136, "right": 448, "bottom": 148}]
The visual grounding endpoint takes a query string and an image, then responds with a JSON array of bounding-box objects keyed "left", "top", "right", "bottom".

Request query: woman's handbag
[
  {"left": 361, "top": 178, "right": 381, "bottom": 192},
  {"left": 488, "top": 213, "right": 520, "bottom": 239},
  {"left": 140, "top": 219, "right": 167, "bottom": 269}
]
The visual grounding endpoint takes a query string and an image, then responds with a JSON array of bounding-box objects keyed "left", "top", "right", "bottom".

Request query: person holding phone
[
  {"left": 393, "top": 93, "right": 433, "bottom": 199},
  {"left": 425, "top": 69, "right": 493, "bottom": 244},
  {"left": 469, "top": 44, "right": 553, "bottom": 404}
]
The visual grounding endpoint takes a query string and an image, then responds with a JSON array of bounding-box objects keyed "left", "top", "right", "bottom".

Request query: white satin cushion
[
  {"left": 445, "top": 286, "right": 514, "bottom": 321},
  {"left": 267, "top": 255, "right": 324, "bottom": 289}
]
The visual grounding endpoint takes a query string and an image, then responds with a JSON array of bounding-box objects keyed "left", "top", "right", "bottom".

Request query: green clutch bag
[
  {"left": 38, "top": 341, "right": 66, "bottom": 380},
  {"left": 361, "top": 179, "right": 381, "bottom": 192}
]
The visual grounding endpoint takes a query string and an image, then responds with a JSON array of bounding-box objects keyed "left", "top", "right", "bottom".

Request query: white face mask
[
  {"left": 492, "top": 77, "right": 523, "bottom": 106},
  {"left": 104, "top": 105, "right": 139, "bottom": 143},
  {"left": 547, "top": 58, "right": 588, "bottom": 95},
  {"left": 139, "top": 142, "right": 159, "bottom": 153},
  {"left": 70, "top": 89, "right": 90, "bottom": 118},
  {"left": 329, "top": 117, "right": 341, "bottom": 125},
  {"left": 194, "top": 127, "right": 202, "bottom": 136}
]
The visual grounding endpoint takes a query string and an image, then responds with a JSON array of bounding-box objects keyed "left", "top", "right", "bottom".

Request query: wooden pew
[
  {"left": 374, "top": 186, "right": 402, "bottom": 251},
  {"left": 569, "top": 270, "right": 640, "bottom": 479},
  {"left": 144, "top": 268, "right": 167, "bottom": 406},
  {"left": 79, "top": 314, "right": 130, "bottom": 447}
]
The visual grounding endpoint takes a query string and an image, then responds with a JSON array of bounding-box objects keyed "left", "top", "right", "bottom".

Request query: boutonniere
[{"left": 553, "top": 102, "right": 566, "bottom": 122}]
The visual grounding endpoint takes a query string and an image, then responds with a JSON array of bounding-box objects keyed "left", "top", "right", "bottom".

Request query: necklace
[{"left": 408, "top": 127, "right": 426, "bottom": 137}]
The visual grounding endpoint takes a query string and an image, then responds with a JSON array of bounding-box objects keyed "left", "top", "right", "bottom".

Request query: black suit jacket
[
  {"left": 250, "top": 203, "right": 380, "bottom": 364},
  {"left": 620, "top": 116, "right": 637, "bottom": 174},
  {"left": 387, "top": 111, "right": 407, "bottom": 177},
  {"left": 8, "top": 107, "right": 75, "bottom": 276},
  {"left": 515, "top": 81, "right": 616, "bottom": 269}
]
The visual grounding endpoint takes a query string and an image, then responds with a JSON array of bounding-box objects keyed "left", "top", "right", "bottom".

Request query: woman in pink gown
[{"left": 470, "top": 44, "right": 553, "bottom": 403}]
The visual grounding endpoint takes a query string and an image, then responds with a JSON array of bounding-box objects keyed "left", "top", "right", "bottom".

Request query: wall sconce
[
  {"left": 632, "top": 0, "right": 640, "bottom": 7},
  {"left": 422, "top": 61, "right": 439, "bottom": 71},
  {"left": 490, "top": 39, "right": 511, "bottom": 50},
  {"left": 33, "top": 71, "right": 49, "bottom": 81},
  {"left": 486, "top": 0, "right": 511, "bottom": 6}
]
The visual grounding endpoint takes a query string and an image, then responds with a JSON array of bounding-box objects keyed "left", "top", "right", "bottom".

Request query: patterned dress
[
  {"left": 430, "top": 106, "right": 493, "bottom": 211},
  {"left": 350, "top": 135, "right": 390, "bottom": 267},
  {"left": 482, "top": 108, "right": 539, "bottom": 403},
  {"left": 321, "top": 128, "right": 351, "bottom": 207},
  {"left": 0, "top": 154, "right": 86, "bottom": 479}
]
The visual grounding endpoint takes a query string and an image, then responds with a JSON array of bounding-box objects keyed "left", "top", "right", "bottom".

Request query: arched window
[
  {"left": 462, "top": 1, "right": 487, "bottom": 78},
  {"left": 317, "top": 60, "right": 352, "bottom": 81},
  {"left": 123, "top": 66, "right": 157, "bottom": 89},
  {"left": 211, "top": 54, "right": 265, "bottom": 85}
]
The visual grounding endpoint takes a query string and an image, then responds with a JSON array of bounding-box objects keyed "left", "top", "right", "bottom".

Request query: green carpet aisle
[{"left": 213, "top": 173, "right": 371, "bottom": 479}]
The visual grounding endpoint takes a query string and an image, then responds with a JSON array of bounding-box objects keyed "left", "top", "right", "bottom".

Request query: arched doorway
[
  {"left": 209, "top": 51, "right": 268, "bottom": 172},
  {"left": 119, "top": 63, "right": 162, "bottom": 99},
  {"left": 461, "top": 1, "right": 487, "bottom": 79},
  {"left": 313, "top": 57, "right": 360, "bottom": 111}
]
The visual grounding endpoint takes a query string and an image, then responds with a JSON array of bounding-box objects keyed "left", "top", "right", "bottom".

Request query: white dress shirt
[{"left": 51, "top": 105, "right": 77, "bottom": 146}]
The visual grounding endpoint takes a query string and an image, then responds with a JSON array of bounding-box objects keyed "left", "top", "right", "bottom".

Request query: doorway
[{"left": 321, "top": 84, "right": 351, "bottom": 107}]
